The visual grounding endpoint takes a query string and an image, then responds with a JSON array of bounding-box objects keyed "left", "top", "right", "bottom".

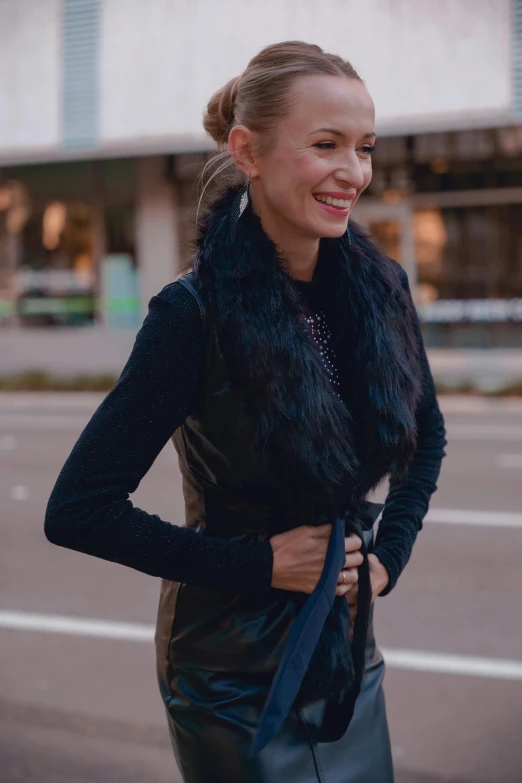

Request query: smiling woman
[
  {"left": 224, "top": 68, "right": 376, "bottom": 280},
  {"left": 45, "top": 40, "right": 446, "bottom": 783}
]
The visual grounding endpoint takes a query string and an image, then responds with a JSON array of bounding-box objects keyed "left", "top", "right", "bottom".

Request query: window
[
  {"left": 0, "top": 159, "right": 139, "bottom": 330},
  {"left": 415, "top": 205, "right": 522, "bottom": 347}
]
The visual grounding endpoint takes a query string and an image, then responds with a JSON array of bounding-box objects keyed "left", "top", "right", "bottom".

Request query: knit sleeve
[
  {"left": 44, "top": 281, "right": 274, "bottom": 594},
  {"left": 372, "top": 271, "right": 447, "bottom": 595}
]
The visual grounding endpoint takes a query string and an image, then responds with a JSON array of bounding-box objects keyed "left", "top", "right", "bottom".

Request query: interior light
[{"left": 42, "top": 202, "right": 67, "bottom": 250}]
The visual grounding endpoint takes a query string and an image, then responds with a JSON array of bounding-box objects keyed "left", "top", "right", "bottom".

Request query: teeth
[{"left": 313, "top": 195, "right": 351, "bottom": 209}]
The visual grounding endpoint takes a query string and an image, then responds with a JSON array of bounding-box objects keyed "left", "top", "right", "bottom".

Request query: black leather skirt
[{"left": 155, "top": 527, "right": 394, "bottom": 783}]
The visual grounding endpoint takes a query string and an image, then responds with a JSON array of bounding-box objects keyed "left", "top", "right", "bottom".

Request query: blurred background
[{"left": 1, "top": 1, "right": 521, "bottom": 782}]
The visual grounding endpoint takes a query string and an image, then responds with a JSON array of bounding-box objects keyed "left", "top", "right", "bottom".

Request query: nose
[{"left": 336, "top": 151, "right": 366, "bottom": 191}]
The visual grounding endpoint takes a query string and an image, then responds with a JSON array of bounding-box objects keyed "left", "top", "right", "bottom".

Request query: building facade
[{"left": 1, "top": 0, "right": 521, "bottom": 386}]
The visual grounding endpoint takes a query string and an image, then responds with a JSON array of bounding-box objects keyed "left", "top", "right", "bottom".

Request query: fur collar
[{"left": 193, "top": 186, "right": 422, "bottom": 517}]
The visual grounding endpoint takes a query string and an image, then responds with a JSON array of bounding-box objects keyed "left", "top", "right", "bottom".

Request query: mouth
[{"left": 312, "top": 193, "right": 355, "bottom": 215}]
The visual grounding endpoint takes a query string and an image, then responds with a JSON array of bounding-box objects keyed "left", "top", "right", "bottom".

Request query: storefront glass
[
  {"left": 0, "top": 160, "right": 139, "bottom": 329},
  {"left": 415, "top": 205, "right": 522, "bottom": 347},
  {"left": 359, "top": 127, "right": 522, "bottom": 348}
]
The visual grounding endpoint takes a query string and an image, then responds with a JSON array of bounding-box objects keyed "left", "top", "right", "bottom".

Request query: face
[{"left": 245, "top": 74, "right": 375, "bottom": 241}]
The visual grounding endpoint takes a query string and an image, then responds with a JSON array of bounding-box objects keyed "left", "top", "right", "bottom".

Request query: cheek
[
  {"left": 298, "top": 155, "right": 333, "bottom": 186},
  {"left": 268, "top": 156, "right": 323, "bottom": 205},
  {"left": 279, "top": 149, "right": 331, "bottom": 189},
  {"left": 261, "top": 150, "right": 332, "bottom": 213}
]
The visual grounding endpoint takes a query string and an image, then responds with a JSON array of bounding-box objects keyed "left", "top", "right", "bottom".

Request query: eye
[
  {"left": 314, "top": 142, "right": 337, "bottom": 150},
  {"left": 360, "top": 144, "right": 375, "bottom": 155}
]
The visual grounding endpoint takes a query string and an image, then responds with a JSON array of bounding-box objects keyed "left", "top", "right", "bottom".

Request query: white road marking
[
  {"left": 425, "top": 508, "right": 522, "bottom": 529},
  {"left": 495, "top": 453, "right": 522, "bottom": 469},
  {"left": 9, "top": 485, "right": 30, "bottom": 501},
  {"left": 380, "top": 647, "right": 522, "bottom": 681},
  {"left": 1, "top": 610, "right": 521, "bottom": 682},
  {"left": 0, "top": 611, "right": 153, "bottom": 641}
]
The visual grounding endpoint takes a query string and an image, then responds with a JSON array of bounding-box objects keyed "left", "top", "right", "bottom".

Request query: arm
[
  {"left": 44, "top": 282, "right": 273, "bottom": 594},
  {"left": 372, "top": 272, "right": 447, "bottom": 596}
]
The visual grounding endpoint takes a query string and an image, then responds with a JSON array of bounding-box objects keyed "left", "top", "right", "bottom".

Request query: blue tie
[{"left": 249, "top": 501, "right": 384, "bottom": 757}]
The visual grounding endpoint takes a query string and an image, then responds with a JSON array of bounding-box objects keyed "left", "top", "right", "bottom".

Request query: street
[{"left": 1, "top": 393, "right": 521, "bottom": 782}]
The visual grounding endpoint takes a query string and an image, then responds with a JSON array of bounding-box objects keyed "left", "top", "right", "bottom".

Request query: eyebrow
[{"left": 308, "top": 128, "right": 376, "bottom": 139}]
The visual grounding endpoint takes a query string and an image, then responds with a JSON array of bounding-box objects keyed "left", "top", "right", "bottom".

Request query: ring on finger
[{"left": 341, "top": 571, "right": 345, "bottom": 584}]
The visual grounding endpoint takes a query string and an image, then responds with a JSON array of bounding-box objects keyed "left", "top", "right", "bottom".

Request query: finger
[
  {"left": 344, "top": 534, "right": 363, "bottom": 552},
  {"left": 336, "top": 583, "right": 360, "bottom": 602},
  {"left": 311, "top": 524, "right": 332, "bottom": 538},
  {"left": 344, "top": 567, "right": 359, "bottom": 585},
  {"left": 337, "top": 567, "right": 358, "bottom": 586},
  {"left": 344, "top": 551, "right": 364, "bottom": 569},
  {"left": 335, "top": 570, "right": 358, "bottom": 596}
]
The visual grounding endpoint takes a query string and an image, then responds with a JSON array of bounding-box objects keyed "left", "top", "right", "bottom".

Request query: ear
[{"left": 228, "top": 125, "right": 260, "bottom": 179}]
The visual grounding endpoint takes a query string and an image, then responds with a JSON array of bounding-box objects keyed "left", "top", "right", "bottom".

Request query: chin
[
  {"left": 324, "top": 224, "right": 349, "bottom": 239},
  {"left": 313, "top": 220, "right": 349, "bottom": 239},
  {"left": 296, "top": 213, "right": 349, "bottom": 241}
]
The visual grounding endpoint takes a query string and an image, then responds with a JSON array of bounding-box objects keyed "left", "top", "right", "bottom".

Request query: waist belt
[{"left": 249, "top": 500, "right": 384, "bottom": 756}]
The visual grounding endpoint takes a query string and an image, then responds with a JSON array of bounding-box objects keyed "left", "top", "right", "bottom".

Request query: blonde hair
[{"left": 197, "top": 41, "right": 361, "bottom": 217}]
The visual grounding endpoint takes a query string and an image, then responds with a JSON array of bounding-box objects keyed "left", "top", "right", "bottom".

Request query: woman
[{"left": 45, "top": 41, "right": 446, "bottom": 783}]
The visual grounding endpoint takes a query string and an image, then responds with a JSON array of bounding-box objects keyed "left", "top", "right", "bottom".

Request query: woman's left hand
[{"left": 344, "top": 554, "right": 390, "bottom": 640}]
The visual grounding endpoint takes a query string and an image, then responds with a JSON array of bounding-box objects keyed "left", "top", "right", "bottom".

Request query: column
[{"left": 135, "top": 156, "right": 181, "bottom": 320}]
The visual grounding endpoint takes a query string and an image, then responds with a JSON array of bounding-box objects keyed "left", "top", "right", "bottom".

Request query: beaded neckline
[{"left": 294, "top": 278, "right": 342, "bottom": 399}]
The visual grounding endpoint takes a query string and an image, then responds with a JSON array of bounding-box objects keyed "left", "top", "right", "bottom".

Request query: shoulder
[
  {"left": 131, "top": 277, "right": 205, "bottom": 354},
  {"left": 129, "top": 276, "right": 206, "bottom": 373},
  {"left": 150, "top": 273, "right": 204, "bottom": 326}
]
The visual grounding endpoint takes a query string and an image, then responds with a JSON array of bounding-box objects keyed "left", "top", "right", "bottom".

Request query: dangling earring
[
  {"left": 239, "top": 178, "right": 250, "bottom": 217},
  {"left": 229, "top": 180, "right": 250, "bottom": 241}
]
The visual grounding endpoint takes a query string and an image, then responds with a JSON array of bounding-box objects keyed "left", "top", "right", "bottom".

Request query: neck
[{"left": 250, "top": 183, "right": 319, "bottom": 282}]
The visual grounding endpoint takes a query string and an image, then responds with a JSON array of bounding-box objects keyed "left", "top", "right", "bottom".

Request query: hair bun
[{"left": 203, "top": 76, "right": 239, "bottom": 147}]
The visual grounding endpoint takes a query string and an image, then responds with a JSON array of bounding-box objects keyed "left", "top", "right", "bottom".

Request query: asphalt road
[{"left": 1, "top": 393, "right": 521, "bottom": 783}]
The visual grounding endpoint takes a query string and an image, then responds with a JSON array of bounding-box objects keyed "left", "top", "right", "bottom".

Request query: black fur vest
[{"left": 193, "top": 186, "right": 423, "bottom": 521}]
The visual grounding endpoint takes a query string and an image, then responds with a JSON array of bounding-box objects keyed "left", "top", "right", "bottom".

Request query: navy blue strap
[
  {"left": 320, "top": 514, "right": 372, "bottom": 741},
  {"left": 249, "top": 501, "right": 384, "bottom": 757}
]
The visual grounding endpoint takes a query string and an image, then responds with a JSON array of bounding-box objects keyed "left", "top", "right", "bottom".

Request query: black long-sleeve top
[{"left": 44, "top": 276, "right": 446, "bottom": 597}]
